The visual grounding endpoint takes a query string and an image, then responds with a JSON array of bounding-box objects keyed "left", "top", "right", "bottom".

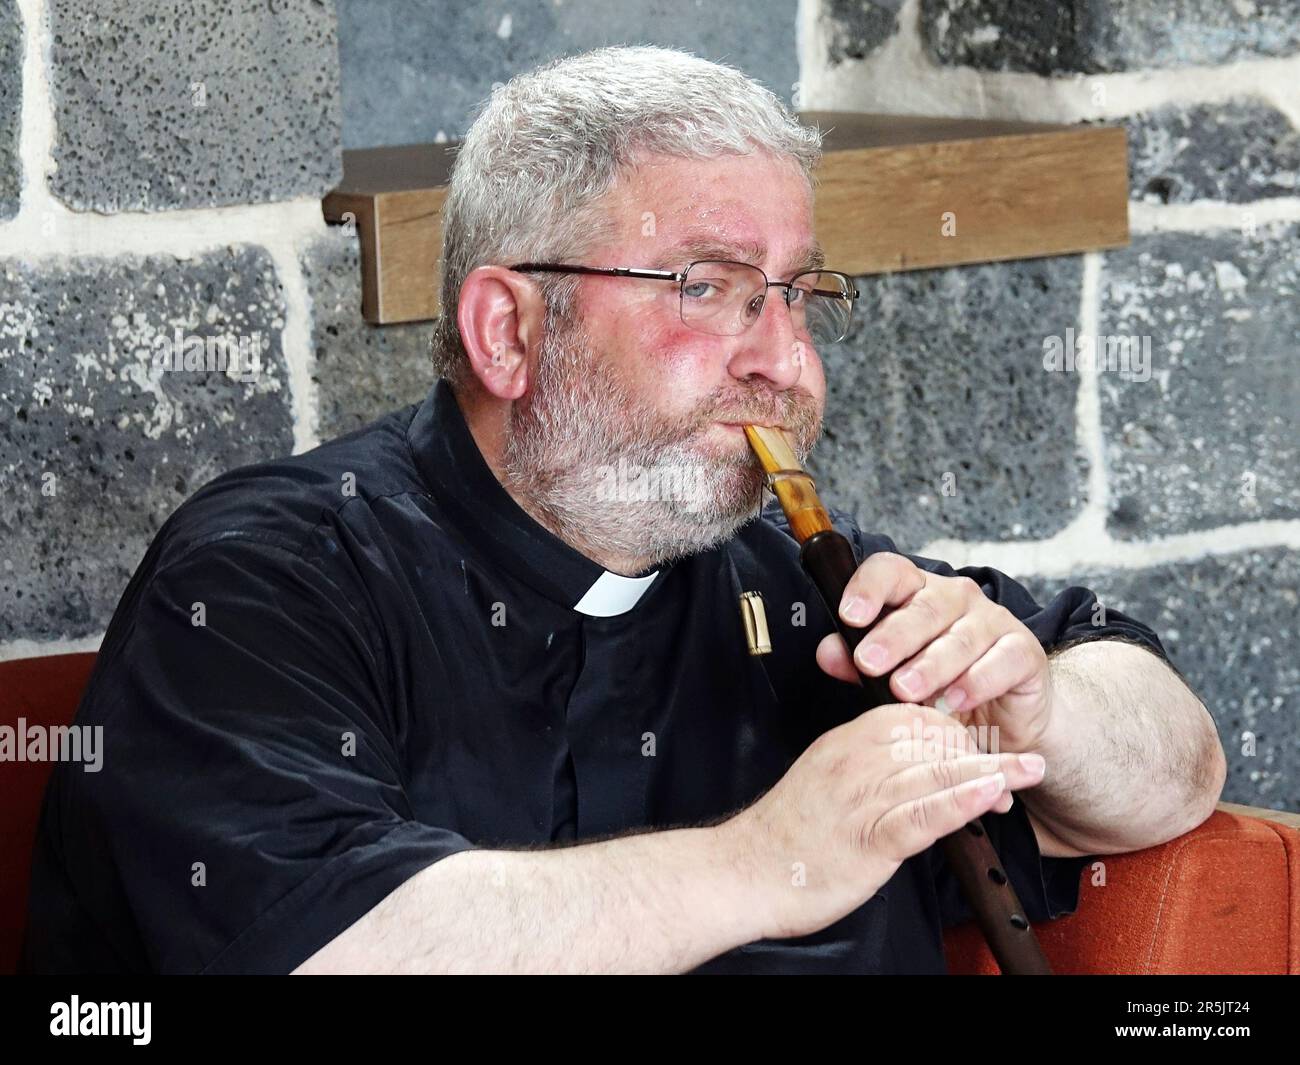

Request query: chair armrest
[
  {"left": 1216, "top": 800, "right": 1300, "bottom": 831},
  {"left": 944, "top": 802, "right": 1300, "bottom": 974}
]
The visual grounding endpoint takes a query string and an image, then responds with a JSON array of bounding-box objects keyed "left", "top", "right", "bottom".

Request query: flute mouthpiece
[
  {"left": 742, "top": 424, "right": 802, "bottom": 475},
  {"left": 742, "top": 423, "right": 832, "bottom": 541}
]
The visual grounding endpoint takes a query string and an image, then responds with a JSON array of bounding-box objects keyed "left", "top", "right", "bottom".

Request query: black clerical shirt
[{"left": 20, "top": 378, "right": 1169, "bottom": 974}]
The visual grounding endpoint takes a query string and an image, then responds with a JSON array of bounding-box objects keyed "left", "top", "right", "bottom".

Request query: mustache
[
  {"left": 702, "top": 384, "right": 821, "bottom": 452},
  {"left": 704, "top": 385, "right": 818, "bottom": 430}
]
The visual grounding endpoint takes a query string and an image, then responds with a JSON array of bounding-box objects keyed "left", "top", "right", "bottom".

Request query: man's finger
[
  {"left": 816, "top": 632, "right": 859, "bottom": 683},
  {"left": 837, "top": 553, "right": 924, "bottom": 628}
]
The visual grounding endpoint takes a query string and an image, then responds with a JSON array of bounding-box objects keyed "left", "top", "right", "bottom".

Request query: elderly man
[{"left": 21, "top": 46, "right": 1224, "bottom": 975}]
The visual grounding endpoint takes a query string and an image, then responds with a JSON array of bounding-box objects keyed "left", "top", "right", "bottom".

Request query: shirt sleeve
[
  {"left": 830, "top": 507, "right": 1169, "bottom": 663},
  {"left": 53, "top": 535, "right": 477, "bottom": 974},
  {"left": 827, "top": 508, "right": 1169, "bottom": 927}
]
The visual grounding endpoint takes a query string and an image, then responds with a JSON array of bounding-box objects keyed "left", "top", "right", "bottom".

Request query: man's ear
[{"left": 457, "top": 265, "right": 549, "bottom": 400}]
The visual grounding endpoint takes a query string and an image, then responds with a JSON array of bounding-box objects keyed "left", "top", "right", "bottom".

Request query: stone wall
[
  {"left": 1, "top": 0, "right": 1295, "bottom": 810},
  {"left": 1, "top": 0, "right": 342, "bottom": 656},
  {"left": 802, "top": 0, "right": 1299, "bottom": 811}
]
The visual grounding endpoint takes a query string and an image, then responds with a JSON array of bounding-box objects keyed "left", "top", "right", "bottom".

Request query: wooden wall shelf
[{"left": 322, "top": 112, "right": 1129, "bottom": 325}]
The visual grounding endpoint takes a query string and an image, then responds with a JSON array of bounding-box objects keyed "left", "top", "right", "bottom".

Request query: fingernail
[
  {"left": 1018, "top": 752, "right": 1046, "bottom": 777},
  {"left": 943, "top": 687, "right": 966, "bottom": 711},
  {"left": 895, "top": 668, "right": 921, "bottom": 697},
  {"left": 841, "top": 595, "right": 870, "bottom": 624},
  {"left": 857, "top": 643, "right": 887, "bottom": 672}
]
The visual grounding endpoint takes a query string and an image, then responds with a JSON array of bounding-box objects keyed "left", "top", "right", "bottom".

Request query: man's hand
[
  {"left": 724, "top": 702, "right": 1047, "bottom": 941},
  {"left": 815, "top": 552, "right": 1053, "bottom": 755}
]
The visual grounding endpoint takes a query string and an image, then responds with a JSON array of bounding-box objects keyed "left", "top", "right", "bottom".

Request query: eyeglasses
[{"left": 508, "top": 260, "right": 860, "bottom": 346}]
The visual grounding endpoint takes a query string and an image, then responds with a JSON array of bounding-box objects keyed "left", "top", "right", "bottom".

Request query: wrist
[{"left": 705, "top": 814, "right": 782, "bottom": 943}]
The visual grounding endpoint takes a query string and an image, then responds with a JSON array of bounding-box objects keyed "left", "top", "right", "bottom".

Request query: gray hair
[{"left": 429, "top": 45, "right": 823, "bottom": 387}]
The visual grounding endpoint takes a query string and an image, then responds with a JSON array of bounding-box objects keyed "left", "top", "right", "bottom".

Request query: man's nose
[{"left": 725, "top": 290, "right": 805, "bottom": 390}]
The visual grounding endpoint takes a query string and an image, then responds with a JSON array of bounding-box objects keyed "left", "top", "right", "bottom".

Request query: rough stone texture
[
  {"left": 1020, "top": 547, "right": 1299, "bottom": 812},
  {"left": 822, "top": 0, "right": 904, "bottom": 66},
  {"left": 0, "top": 247, "right": 294, "bottom": 641},
  {"left": 1129, "top": 100, "right": 1300, "bottom": 205},
  {"left": 46, "top": 0, "right": 341, "bottom": 211},
  {"left": 811, "top": 255, "right": 1089, "bottom": 549},
  {"left": 301, "top": 227, "right": 436, "bottom": 440},
  {"left": 920, "top": 0, "right": 1300, "bottom": 75},
  {"left": 0, "top": 0, "right": 21, "bottom": 220},
  {"left": 1098, "top": 225, "right": 1300, "bottom": 540},
  {"left": 337, "top": 0, "right": 800, "bottom": 148}
]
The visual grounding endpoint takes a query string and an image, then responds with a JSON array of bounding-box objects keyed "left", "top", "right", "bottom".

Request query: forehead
[{"left": 600, "top": 152, "right": 817, "bottom": 266}]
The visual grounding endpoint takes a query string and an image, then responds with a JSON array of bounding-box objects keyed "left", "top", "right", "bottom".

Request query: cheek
[{"left": 637, "top": 318, "right": 722, "bottom": 395}]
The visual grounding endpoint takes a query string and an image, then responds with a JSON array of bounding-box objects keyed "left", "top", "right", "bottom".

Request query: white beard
[{"left": 500, "top": 314, "right": 820, "bottom": 571}]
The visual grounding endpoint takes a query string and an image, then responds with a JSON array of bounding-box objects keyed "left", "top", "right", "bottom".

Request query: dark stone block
[
  {"left": 821, "top": 0, "right": 904, "bottom": 66},
  {"left": 0, "top": 247, "right": 294, "bottom": 640},
  {"left": 337, "top": 0, "right": 800, "bottom": 149},
  {"left": 1021, "top": 547, "right": 1298, "bottom": 812},
  {"left": 921, "top": 0, "right": 1300, "bottom": 75},
  {"left": 1098, "top": 226, "right": 1300, "bottom": 538},
  {"left": 300, "top": 227, "right": 435, "bottom": 440},
  {"left": 1129, "top": 100, "right": 1300, "bottom": 205},
  {"left": 812, "top": 255, "right": 1089, "bottom": 549},
  {"left": 0, "top": 0, "right": 21, "bottom": 220},
  {"left": 47, "top": 0, "right": 341, "bottom": 211}
]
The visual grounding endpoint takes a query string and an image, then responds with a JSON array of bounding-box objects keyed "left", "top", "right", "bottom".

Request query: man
[{"left": 21, "top": 46, "right": 1224, "bottom": 974}]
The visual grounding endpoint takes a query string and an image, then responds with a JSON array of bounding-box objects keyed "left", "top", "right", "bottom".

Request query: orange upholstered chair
[
  {"left": 2, "top": 652, "right": 1296, "bottom": 974},
  {"left": 944, "top": 804, "right": 1300, "bottom": 974}
]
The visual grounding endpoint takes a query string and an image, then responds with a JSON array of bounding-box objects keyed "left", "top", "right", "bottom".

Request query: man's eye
[{"left": 683, "top": 280, "right": 722, "bottom": 299}]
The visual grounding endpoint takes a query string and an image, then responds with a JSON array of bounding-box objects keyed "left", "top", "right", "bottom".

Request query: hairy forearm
[
  {"left": 1024, "top": 639, "right": 1226, "bottom": 855},
  {"left": 292, "top": 823, "right": 765, "bottom": 974}
]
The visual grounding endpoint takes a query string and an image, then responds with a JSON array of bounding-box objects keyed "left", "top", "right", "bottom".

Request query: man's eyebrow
[
  {"left": 791, "top": 242, "right": 826, "bottom": 274},
  {"left": 651, "top": 235, "right": 826, "bottom": 276}
]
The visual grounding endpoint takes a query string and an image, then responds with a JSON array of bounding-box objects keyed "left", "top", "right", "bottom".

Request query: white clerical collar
[{"left": 572, "top": 568, "right": 661, "bottom": 617}]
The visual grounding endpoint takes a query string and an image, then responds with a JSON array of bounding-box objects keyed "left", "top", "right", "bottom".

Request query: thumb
[{"left": 816, "top": 632, "right": 862, "bottom": 684}]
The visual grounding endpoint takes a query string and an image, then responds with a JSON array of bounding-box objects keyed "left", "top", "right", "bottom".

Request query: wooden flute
[{"left": 743, "top": 423, "right": 1053, "bottom": 976}]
